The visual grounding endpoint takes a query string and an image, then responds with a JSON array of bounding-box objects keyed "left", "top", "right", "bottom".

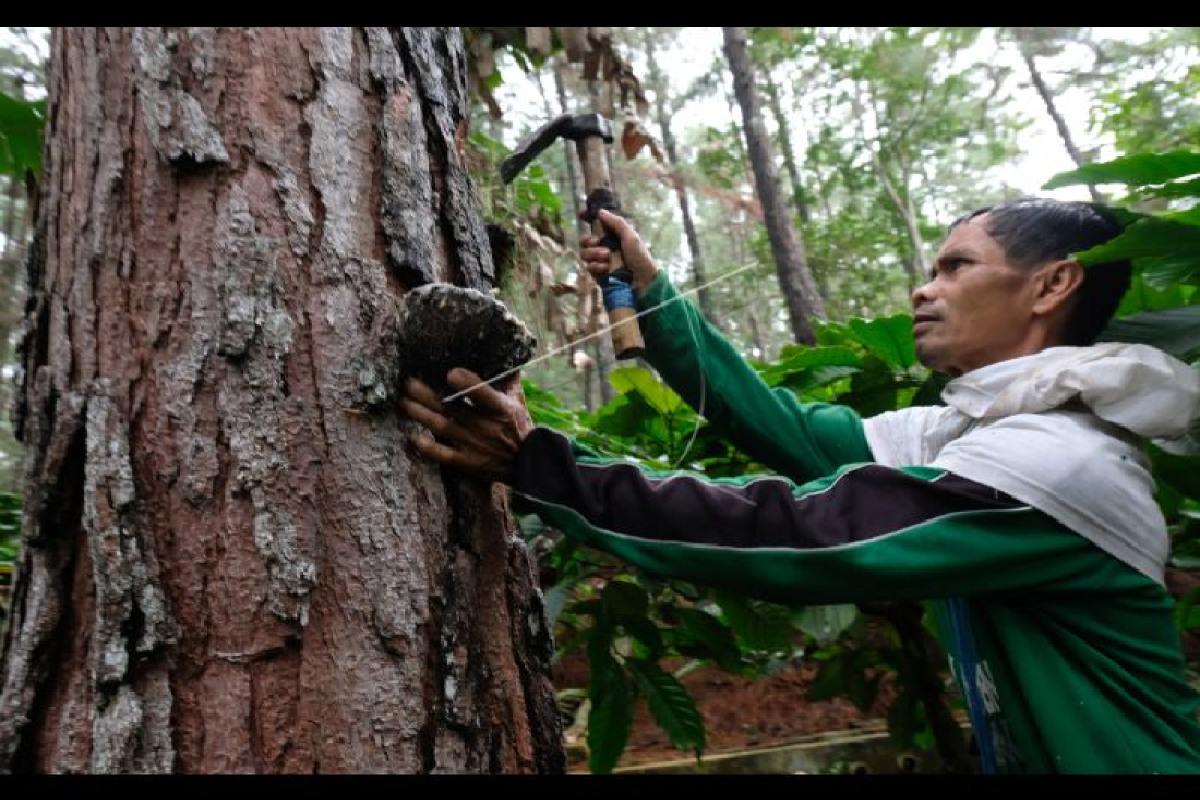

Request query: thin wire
[{"left": 440, "top": 261, "right": 758, "bottom": 403}]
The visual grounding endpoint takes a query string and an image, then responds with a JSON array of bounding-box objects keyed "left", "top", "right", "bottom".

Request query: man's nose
[{"left": 911, "top": 279, "right": 936, "bottom": 310}]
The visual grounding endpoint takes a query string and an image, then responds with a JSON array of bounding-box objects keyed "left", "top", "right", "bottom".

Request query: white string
[{"left": 440, "top": 261, "right": 758, "bottom": 404}]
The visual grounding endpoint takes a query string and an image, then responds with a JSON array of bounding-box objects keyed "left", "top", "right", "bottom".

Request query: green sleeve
[
  {"left": 513, "top": 429, "right": 1105, "bottom": 607},
  {"left": 637, "top": 272, "right": 871, "bottom": 482}
]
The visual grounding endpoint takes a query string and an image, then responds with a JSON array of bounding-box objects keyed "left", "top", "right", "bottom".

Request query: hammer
[{"left": 500, "top": 113, "right": 645, "bottom": 360}]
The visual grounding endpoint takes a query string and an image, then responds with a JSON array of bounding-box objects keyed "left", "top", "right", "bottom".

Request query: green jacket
[{"left": 513, "top": 273, "right": 1200, "bottom": 773}]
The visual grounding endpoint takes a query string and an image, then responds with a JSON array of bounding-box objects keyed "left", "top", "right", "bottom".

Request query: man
[{"left": 401, "top": 198, "right": 1200, "bottom": 773}]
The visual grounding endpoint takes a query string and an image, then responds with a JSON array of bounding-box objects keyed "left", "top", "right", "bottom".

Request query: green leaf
[
  {"left": 838, "top": 357, "right": 903, "bottom": 417},
  {"left": 1177, "top": 586, "right": 1200, "bottom": 631},
  {"left": 846, "top": 314, "right": 917, "bottom": 369},
  {"left": 1149, "top": 445, "right": 1200, "bottom": 501},
  {"left": 627, "top": 660, "right": 706, "bottom": 755},
  {"left": 1115, "top": 274, "right": 1193, "bottom": 317},
  {"left": 620, "top": 616, "right": 664, "bottom": 658},
  {"left": 759, "top": 345, "right": 864, "bottom": 388},
  {"left": 677, "top": 608, "right": 743, "bottom": 672},
  {"left": 1141, "top": 254, "right": 1200, "bottom": 289},
  {"left": 1136, "top": 177, "right": 1200, "bottom": 201},
  {"left": 602, "top": 579, "right": 649, "bottom": 620},
  {"left": 1099, "top": 307, "right": 1200, "bottom": 359},
  {"left": 910, "top": 372, "right": 948, "bottom": 408},
  {"left": 586, "top": 619, "right": 634, "bottom": 773},
  {"left": 712, "top": 590, "right": 795, "bottom": 653},
  {"left": 1043, "top": 151, "right": 1200, "bottom": 190},
  {"left": 587, "top": 667, "right": 634, "bottom": 774},
  {"left": 793, "top": 605, "right": 859, "bottom": 647},
  {"left": 591, "top": 394, "right": 651, "bottom": 438},
  {"left": 609, "top": 367, "right": 684, "bottom": 416},
  {"left": 1164, "top": 206, "right": 1200, "bottom": 228},
  {"left": 0, "top": 93, "right": 45, "bottom": 177},
  {"left": 1073, "top": 218, "right": 1200, "bottom": 266}
]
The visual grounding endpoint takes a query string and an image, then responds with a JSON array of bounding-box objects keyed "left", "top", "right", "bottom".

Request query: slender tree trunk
[
  {"left": 872, "top": 149, "right": 926, "bottom": 291},
  {"left": 642, "top": 30, "right": 721, "bottom": 330},
  {"left": 722, "top": 26, "right": 823, "bottom": 345},
  {"left": 1019, "top": 45, "right": 1103, "bottom": 204},
  {"left": 583, "top": 74, "right": 616, "bottom": 405},
  {"left": 761, "top": 66, "right": 809, "bottom": 224},
  {"left": 554, "top": 60, "right": 602, "bottom": 413},
  {"left": 762, "top": 64, "right": 834, "bottom": 302},
  {"left": 0, "top": 27, "right": 562, "bottom": 774}
]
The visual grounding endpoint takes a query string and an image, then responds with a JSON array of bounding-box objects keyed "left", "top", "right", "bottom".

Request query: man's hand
[
  {"left": 580, "top": 209, "right": 659, "bottom": 294},
  {"left": 400, "top": 368, "right": 534, "bottom": 484}
]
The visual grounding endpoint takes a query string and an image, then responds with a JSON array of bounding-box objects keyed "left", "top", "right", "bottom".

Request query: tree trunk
[
  {"left": 583, "top": 74, "right": 616, "bottom": 405},
  {"left": 0, "top": 26, "right": 562, "bottom": 775},
  {"left": 554, "top": 60, "right": 603, "bottom": 413},
  {"left": 722, "top": 27, "right": 824, "bottom": 345},
  {"left": 642, "top": 31, "right": 720, "bottom": 331},
  {"left": 761, "top": 66, "right": 809, "bottom": 224},
  {"left": 1018, "top": 43, "right": 1103, "bottom": 204}
]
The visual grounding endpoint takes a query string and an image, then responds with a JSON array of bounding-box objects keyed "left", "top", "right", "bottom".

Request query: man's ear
[{"left": 1032, "top": 260, "right": 1085, "bottom": 317}]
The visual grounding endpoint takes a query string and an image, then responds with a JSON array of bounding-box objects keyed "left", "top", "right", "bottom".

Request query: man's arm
[
  {"left": 638, "top": 271, "right": 871, "bottom": 481},
  {"left": 582, "top": 211, "right": 871, "bottom": 483},
  {"left": 511, "top": 427, "right": 1109, "bottom": 606}
]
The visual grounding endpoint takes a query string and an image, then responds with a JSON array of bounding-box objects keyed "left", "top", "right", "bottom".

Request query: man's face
[{"left": 911, "top": 214, "right": 1041, "bottom": 376}]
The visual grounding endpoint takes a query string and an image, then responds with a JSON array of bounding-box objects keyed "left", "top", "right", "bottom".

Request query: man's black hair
[{"left": 952, "top": 198, "right": 1131, "bottom": 346}]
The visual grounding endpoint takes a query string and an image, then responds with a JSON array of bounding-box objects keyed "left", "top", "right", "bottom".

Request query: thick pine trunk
[
  {"left": 0, "top": 26, "right": 562, "bottom": 774},
  {"left": 722, "top": 26, "right": 824, "bottom": 345}
]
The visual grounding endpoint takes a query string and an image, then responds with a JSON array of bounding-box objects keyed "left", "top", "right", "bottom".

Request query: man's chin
[{"left": 914, "top": 346, "right": 954, "bottom": 376}]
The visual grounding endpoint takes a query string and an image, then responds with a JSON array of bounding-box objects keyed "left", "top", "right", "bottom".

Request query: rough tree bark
[
  {"left": 0, "top": 26, "right": 562, "bottom": 775},
  {"left": 722, "top": 26, "right": 824, "bottom": 346}
]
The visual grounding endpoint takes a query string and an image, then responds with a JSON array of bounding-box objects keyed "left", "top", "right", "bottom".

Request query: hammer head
[{"left": 500, "top": 113, "right": 613, "bottom": 184}]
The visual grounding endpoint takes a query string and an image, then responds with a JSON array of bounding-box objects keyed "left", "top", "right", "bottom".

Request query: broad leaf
[
  {"left": 1141, "top": 254, "right": 1200, "bottom": 290},
  {"left": 1043, "top": 151, "right": 1200, "bottom": 190},
  {"left": 602, "top": 579, "right": 649, "bottom": 620},
  {"left": 587, "top": 667, "right": 634, "bottom": 774},
  {"left": 677, "top": 608, "right": 743, "bottom": 672},
  {"left": 0, "top": 93, "right": 45, "bottom": 177},
  {"left": 1099, "top": 307, "right": 1200, "bottom": 358},
  {"left": 793, "top": 605, "right": 859, "bottom": 647},
  {"left": 627, "top": 660, "right": 706, "bottom": 755},
  {"left": 713, "top": 590, "right": 795, "bottom": 653},
  {"left": 846, "top": 314, "right": 917, "bottom": 369},
  {"left": 587, "top": 622, "right": 634, "bottom": 774},
  {"left": 1074, "top": 218, "right": 1200, "bottom": 266},
  {"left": 609, "top": 367, "right": 684, "bottom": 416}
]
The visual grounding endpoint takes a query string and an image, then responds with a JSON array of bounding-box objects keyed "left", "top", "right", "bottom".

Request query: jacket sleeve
[
  {"left": 513, "top": 428, "right": 1110, "bottom": 606},
  {"left": 636, "top": 272, "right": 871, "bottom": 483}
]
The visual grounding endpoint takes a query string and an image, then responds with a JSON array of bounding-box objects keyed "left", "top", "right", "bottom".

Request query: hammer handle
[{"left": 576, "top": 138, "right": 645, "bottom": 360}]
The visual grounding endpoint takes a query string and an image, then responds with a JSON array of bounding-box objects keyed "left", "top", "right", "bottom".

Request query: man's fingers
[
  {"left": 586, "top": 261, "right": 610, "bottom": 280},
  {"left": 580, "top": 246, "right": 612, "bottom": 262},
  {"left": 597, "top": 209, "right": 630, "bottom": 239},
  {"left": 446, "top": 368, "right": 509, "bottom": 415},
  {"left": 409, "top": 433, "right": 468, "bottom": 470},
  {"left": 404, "top": 378, "right": 444, "bottom": 413},
  {"left": 401, "top": 399, "right": 458, "bottom": 440}
]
